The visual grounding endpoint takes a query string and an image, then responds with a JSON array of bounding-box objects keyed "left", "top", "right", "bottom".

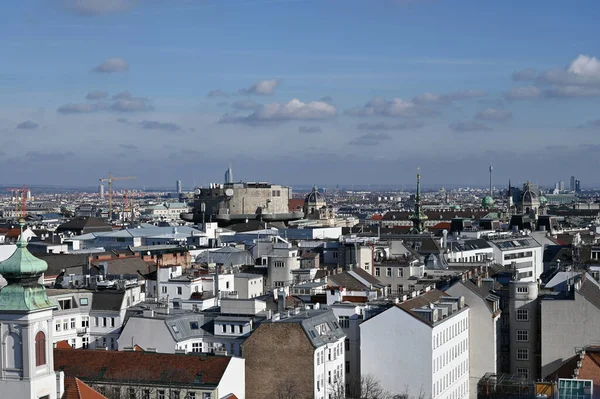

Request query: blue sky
[{"left": 1, "top": 0, "right": 599, "bottom": 189}]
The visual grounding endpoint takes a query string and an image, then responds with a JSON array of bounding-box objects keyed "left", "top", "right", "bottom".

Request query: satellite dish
[{"left": 225, "top": 188, "right": 234, "bottom": 197}]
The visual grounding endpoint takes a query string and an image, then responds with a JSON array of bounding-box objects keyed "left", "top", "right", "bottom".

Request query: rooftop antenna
[{"left": 489, "top": 158, "right": 493, "bottom": 197}]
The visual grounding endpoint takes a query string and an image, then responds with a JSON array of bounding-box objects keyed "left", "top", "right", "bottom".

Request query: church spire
[{"left": 409, "top": 167, "right": 428, "bottom": 234}]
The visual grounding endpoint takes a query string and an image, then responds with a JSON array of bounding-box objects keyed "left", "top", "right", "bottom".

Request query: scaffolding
[{"left": 477, "top": 373, "right": 538, "bottom": 399}]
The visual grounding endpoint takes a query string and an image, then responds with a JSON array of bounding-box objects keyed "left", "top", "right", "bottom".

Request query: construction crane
[
  {"left": 99, "top": 173, "right": 136, "bottom": 221},
  {"left": 5, "top": 186, "right": 27, "bottom": 218}
]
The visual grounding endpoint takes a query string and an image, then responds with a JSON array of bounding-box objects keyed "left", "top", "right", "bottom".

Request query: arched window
[
  {"left": 5, "top": 333, "right": 23, "bottom": 369},
  {"left": 35, "top": 331, "right": 46, "bottom": 366}
]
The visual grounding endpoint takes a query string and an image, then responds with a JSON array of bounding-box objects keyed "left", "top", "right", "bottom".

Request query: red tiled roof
[
  {"left": 6, "top": 228, "right": 21, "bottom": 238},
  {"left": 288, "top": 199, "right": 304, "bottom": 212},
  {"left": 56, "top": 340, "right": 72, "bottom": 349},
  {"left": 54, "top": 349, "right": 231, "bottom": 386},
  {"left": 63, "top": 377, "right": 107, "bottom": 399},
  {"left": 134, "top": 344, "right": 144, "bottom": 351},
  {"left": 221, "top": 395, "right": 238, "bottom": 399},
  {"left": 430, "top": 222, "right": 451, "bottom": 230},
  {"left": 371, "top": 214, "right": 383, "bottom": 221}
]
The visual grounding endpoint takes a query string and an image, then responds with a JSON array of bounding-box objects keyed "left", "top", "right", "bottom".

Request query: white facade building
[
  {"left": 233, "top": 273, "right": 264, "bottom": 299},
  {"left": 488, "top": 236, "right": 543, "bottom": 282},
  {"left": 361, "top": 290, "right": 470, "bottom": 399}
]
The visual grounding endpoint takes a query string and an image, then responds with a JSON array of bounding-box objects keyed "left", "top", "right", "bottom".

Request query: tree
[
  {"left": 329, "top": 374, "right": 430, "bottom": 399},
  {"left": 275, "top": 379, "right": 311, "bottom": 399}
]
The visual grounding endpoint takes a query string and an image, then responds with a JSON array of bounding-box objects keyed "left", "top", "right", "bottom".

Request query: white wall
[
  {"left": 118, "top": 317, "right": 176, "bottom": 353},
  {"left": 218, "top": 357, "right": 246, "bottom": 399},
  {"left": 445, "top": 283, "right": 494, "bottom": 397},
  {"left": 313, "top": 337, "right": 346, "bottom": 399},
  {"left": 361, "top": 306, "right": 433, "bottom": 398}
]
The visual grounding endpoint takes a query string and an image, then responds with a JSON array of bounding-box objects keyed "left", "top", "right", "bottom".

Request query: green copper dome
[
  {"left": 539, "top": 195, "right": 548, "bottom": 205},
  {"left": 0, "top": 220, "right": 48, "bottom": 278},
  {"left": 482, "top": 196, "right": 495, "bottom": 208},
  {"left": 0, "top": 219, "right": 55, "bottom": 312}
]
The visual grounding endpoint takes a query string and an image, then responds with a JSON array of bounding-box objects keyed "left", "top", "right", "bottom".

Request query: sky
[{"left": 1, "top": 0, "right": 600, "bottom": 189}]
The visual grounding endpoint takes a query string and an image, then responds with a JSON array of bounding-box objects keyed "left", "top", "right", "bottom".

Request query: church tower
[
  {"left": 0, "top": 219, "right": 61, "bottom": 399},
  {"left": 409, "top": 168, "right": 428, "bottom": 234}
]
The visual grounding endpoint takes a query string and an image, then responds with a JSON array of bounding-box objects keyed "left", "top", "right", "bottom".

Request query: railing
[{"left": 76, "top": 327, "right": 88, "bottom": 336}]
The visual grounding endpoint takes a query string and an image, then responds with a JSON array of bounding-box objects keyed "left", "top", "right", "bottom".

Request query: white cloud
[
  {"left": 238, "top": 79, "right": 280, "bottom": 95},
  {"left": 449, "top": 121, "right": 492, "bottom": 132},
  {"left": 57, "top": 103, "right": 101, "bottom": 114},
  {"left": 504, "top": 86, "right": 541, "bottom": 100},
  {"left": 207, "top": 89, "right": 228, "bottom": 98},
  {"left": 349, "top": 133, "right": 392, "bottom": 146},
  {"left": 17, "top": 120, "right": 39, "bottom": 129},
  {"left": 140, "top": 120, "right": 181, "bottom": 132},
  {"left": 345, "top": 97, "right": 437, "bottom": 118},
  {"left": 231, "top": 99, "right": 261, "bottom": 111},
  {"left": 111, "top": 98, "right": 152, "bottom": 112},
  {"left": 413, "top": 90, "right": 486, "bottom": 105},
  {"left": 512, "top": 68, "right": 537, "bottom": 81},
  {"left": 92, "top": 57, "right": 129, "bottom": 73},
  {"left": 475, "top": 108, "right": 512, "bottom": 122},
  {"left": 86, "top": 90, "right": 109, "bottom": 100},
  {"left": 356, "top": 121, "right": 424, "bottom": 130},
  {"left": 61, "top": 0, "right": 139, "bottom": 16},
  {"left": 219, "top": 98, "right": 336, "bottom": 125},
  {"left": 299, "top": 126, "right": 323, "bottom": 134}
]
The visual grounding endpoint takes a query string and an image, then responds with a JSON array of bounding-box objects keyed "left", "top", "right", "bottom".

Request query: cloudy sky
[{"left": 1, "top": 0, "right": 599, "bottom": 189}]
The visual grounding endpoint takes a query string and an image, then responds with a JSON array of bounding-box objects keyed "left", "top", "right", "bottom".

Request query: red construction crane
[{"left": 99, "top": 173, "right": 136, "bottom": 221}]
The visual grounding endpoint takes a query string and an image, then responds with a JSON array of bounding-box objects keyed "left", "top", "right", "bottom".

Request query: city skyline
[{"left": 1, "top": 0, "right": 600, "bottom": 186}]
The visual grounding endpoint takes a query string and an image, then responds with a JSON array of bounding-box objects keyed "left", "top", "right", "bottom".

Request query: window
[
  {"left": 172, "top": 391, "right": 180, "bottom": 399},
  {"left": 192, "top": 342, "right": 202, "bottom": 353},
  {"left": 128, "top": 387, "right": 136, "bottom": 399},
  {"left": 111, "top": 318, "right": 115, "bottom": 328},
  {"left": 55, "top": 321, "right": 61, "bottom": 332},
  {"left": 70, "top": 318, "right": 76, "bottom": 329},
  {"left": 345, "top": 339, "right": 350, "bottom": 351},
  {"left": 190, "top": 321, "right": 199, "bottom": 330},
  {"left": 517, "top": 286, "right": 528, "bottom": 294},
  {"left": 237, "top": 325, "right": 242, "bottom": 334},
  {"left": 375, "top": 268, "right": 381, "bottom": 277},
  {"left": 103, "top": 317, "right": 107, "bottom": 327},
  {"left": 161, "top": 286, "right": 167, "bottom": 294},
  {"left": 142, "top": 389, "right": 150, "bottom": 399},
  {"left": 58, "top": 299, "right": 72, "bottom": 310},
  {"left": 82, "top": 337, "right": 89, "bottom": 349},
  {"left": 81, "top": 317, "right": 89, "bottom": 328},
  {"left": 229, "top": 325, "right": 234, "bottom": 333},
  {"left": 516, "top": 330, "right": 529, "bottom": 342},
  {"left": 338, "top": 316, "right": 350, "bottom": 329},
  {"left": 79, "top": 298, "right": 88, "bottom": 306},
  {"left": 516, "top": 367, "right": 529, "bottom": 379},
  {"left": 517, "top": 348, "right": 529, "bottom": 360},
  {"left": 516, "top": 309, "right": 528, "bottom": 321},
  {"left": 177, "top": 287, "right": 183, "bottom": 295},
  {"left": 35, "top": 331, "right": 46, "bottom": 366},
  {"left": 171, "top": 325, "right": 179, "bottom": 333},
  {"left": 63, "top": 320, "right": 68, "bottom": 330},
  {"left": 157, "top": 390, "right": 165, "bottom": 399},
  {"left": 398, "top": 268, "right": 404, "bottom": 277},
  {"left": 221, "top": 324, "right": 226, "bottom": 333},
  {"left": 386, "top": 268, "right": 392, "bottom": 277},
  {"left": 333, "top": 252, "right": 339, "bottom": 259},
  {"left": 346, "top": 361, "right": 350, "bottom": 373},
  {"left": 274, "top": 261, "right": 285, "bottom": 268}
]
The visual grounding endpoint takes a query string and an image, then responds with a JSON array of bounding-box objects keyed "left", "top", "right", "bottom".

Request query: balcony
[{"left": 76, "top": 327, "right": 88, "bottom": 336}]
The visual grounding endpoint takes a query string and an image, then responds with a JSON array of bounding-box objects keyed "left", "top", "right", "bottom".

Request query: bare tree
[
  {"left": 329, "top": 374, "right": 430, "bottom": 399},
  {"left": 275, "top": 379, "right": 311, "bottom": 399}
]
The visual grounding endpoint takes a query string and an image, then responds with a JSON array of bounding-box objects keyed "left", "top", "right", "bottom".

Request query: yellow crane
[{"left": 99, "top": 173, "right": 136, "bottom": 221}]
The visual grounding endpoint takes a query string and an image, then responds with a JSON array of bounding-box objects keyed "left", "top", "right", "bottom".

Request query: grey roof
[
  {"left": 91, "top": 291, "right": 125, "bottom": 311},
  {"left": 276, "top": 309, "right": 346, "bottom": 348},
  {"left": 214, "top": 316, "right": 252, "bottom": 323},
  {"left": 37, "top": 253, "right": 90, "bottom": 276},
  {"left": 448, "top": 239, "right": 491, "bottom": 252},
  {"left": 91, "top": 257, "right": 152, "bottom": 276},
  {"left": 234, "top": 273, "right": 263, "bottom": 280},
  {"left": 195, "top": 246, "right": 254, "bottom": 266},
  {"left": 164, "top": 313, "right": 216, "bottom": 341},
  {"left": 56, "top": 217, "right": 113, "bottom": 234},
  {"left": 578, "top": 278, "right": 600, "bottom": 311}
]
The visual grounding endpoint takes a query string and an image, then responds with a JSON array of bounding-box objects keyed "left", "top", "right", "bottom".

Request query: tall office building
[
  {"left": 575, "top": 179, "right": 581, "bottom": 193},
  {"left": 570, "top": 176, "right": 576, "bottom": 191},
  {"left": 99, "top": 184, "right": 105, "bottom": 200},
  {"left": 559, "top": 180, "right": 564, "bottom": 191},
  {"left": 176, "top": 180, "right": 182, "bottom": 194},
  {"left": 224, "top": 165, "right": 233, "bottom": 184}
]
